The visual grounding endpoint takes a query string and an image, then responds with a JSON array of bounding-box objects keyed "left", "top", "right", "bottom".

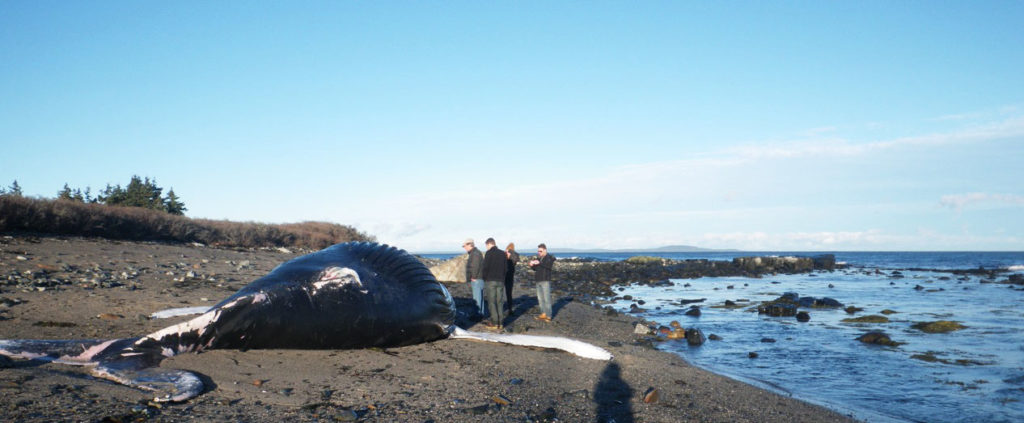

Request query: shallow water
[{"left": 608, "top": 267, "right": 1024, "bottom": 423}]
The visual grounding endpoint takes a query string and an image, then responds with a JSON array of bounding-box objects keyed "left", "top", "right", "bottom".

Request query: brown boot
[{"left": 534, "top": 313, "right": 548, "bottom": 321}]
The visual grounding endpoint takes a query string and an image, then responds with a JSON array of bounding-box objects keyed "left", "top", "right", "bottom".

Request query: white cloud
[
  {"left": 939, "top": 193, "right": 1024, "bottom": 212},
  {"left": 725, "top": 113, "right": 1024, "bottom": 161}
]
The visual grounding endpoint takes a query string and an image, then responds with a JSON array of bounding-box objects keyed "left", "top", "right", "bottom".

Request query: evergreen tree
[
  {"left": 0, "top": 180, "right": 23, "bottom": 196},
  {"left": 93, "top": 176, "right": 185, "bottom": 214},
  {"left": 98, "top": 183, "right": 127, "bottom": 205},
  {"left": 57, "top": 183, "right": 90, "bottom": 203},
  {"left": 58, "top": 183, "right": 74, "bottom": 200},
  {"left": 165, "top": 188, "right": 187, "bottom": 215}
]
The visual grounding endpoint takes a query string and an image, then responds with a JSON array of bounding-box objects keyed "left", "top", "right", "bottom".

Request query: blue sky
[{"left": 2, "top": 2, "right": 1023, "bottom": 251}]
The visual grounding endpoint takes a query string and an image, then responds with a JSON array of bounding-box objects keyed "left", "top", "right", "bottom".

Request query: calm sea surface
[{"left": 424, "top": 251, "right": 1024, "bottom": 422}]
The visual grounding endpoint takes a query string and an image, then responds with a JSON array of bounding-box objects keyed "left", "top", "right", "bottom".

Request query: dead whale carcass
[{"left": 0, "top": 242, "right": 611, "bottom": 401}]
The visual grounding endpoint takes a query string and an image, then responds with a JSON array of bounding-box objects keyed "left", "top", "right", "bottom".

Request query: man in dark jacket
[
  {"left": 481, "top": 237, "right": 507, "bottom": 329},
  {"left": 463, "top": 238, "right": 484, "bottom": 318},
  {"left": 529, "top": 243, "right": 556, "bottom": 322}
]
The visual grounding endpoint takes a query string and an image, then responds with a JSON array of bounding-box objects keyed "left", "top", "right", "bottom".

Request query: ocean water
[{"left": 596, "top": 252, "right": 1024, "bottom": 423}]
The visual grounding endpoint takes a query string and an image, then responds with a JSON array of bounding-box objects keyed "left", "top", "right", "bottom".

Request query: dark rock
[
  {"left": 911, "top": 320, "right": 967, "bottom": 333},
  {"left": 760, "top": 338, "right": 776, "bottom": 343},
  {"left": 465, "top": 405, "right": 490, "bottom": 415},
  {"left": 842, "top": 315, "right": 889, "bottom": 323},
  {"left": 684, "top": 307, "right": 701, "bottom": 317},
  {"left": 796, "top": 311, "right": 810, "bottom": 322},
  {"left": 856, "top": 331, "right": 902, "bottom": 347},
  {"left": 685, "top": 328, "right": 706, "bottom": 345},
  {"left": 758, "top": 302, "right": 797, "bottom": 317},
  {"left": 844, "top": 306, "right": 864, "bottom": 314},
  {"left": 678, "top": 298, "right": 705, "bottom": 305},
  {"left": 914, "top": 285, "right": 925, "bottom": 290},
  {"left": 748, "top": 352, "right": 759, "bottom": 358},
  {"left": 708, "top": 334, "right": 722, "bottom": 341},
  {"left": 812, "top": 254, "right": 836, "bottom": 270}
]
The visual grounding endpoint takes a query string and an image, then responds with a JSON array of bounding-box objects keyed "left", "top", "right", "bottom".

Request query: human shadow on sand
[{"left": 594, "top": 362, "right": 635, "bottom": 423}]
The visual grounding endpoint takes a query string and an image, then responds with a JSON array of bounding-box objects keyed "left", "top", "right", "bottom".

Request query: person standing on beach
[
  {"left": 504, "top": 243, "right": 520, "bottom": 314},
  {"left": 529, "top": 243, "right": 556, "bottom": 322},
  {"left": 463, "top": 238, "right": 485, "bottom": 318},
  {"left": 481, "top": 238, "right": 508, "bottom": 330}
]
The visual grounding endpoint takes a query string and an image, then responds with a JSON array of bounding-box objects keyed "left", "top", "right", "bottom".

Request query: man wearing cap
[{"left": 463, "top": 238, "right": 485, "bottom": 318}]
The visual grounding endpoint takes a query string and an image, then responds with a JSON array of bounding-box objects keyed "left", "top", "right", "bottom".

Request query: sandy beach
[{"left": 0, "top": 236, "right": 855, "bottom": 422}]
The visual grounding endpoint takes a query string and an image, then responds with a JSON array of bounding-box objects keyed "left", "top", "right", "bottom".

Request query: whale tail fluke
[
  {"left": 449, "top": 327, "right": 613, "bottom": 360},
  {"left": 93, "top": 359, "right": 204, "bottom": 402},
  {"left": 0, "top": 338, "right": 203, "bottom": 402}
]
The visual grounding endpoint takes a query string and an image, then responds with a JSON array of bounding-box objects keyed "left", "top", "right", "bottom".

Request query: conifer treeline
[
  {"left": 0, "top": 178, "right": 374, "bottom": 248},
  {"left": 56, "top": 175, "right": 186, "bottom": 215}
]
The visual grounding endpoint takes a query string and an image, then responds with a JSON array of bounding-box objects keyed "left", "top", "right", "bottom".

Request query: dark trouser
[
  {"left": 484, "top": 280, "right": 506, "bottom": 325},
  {"left": 503, "top": 276, "right": 514, "bottom": 312}
]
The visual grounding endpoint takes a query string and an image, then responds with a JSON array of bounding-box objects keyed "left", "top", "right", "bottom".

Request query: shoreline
[{"left": 0, "top": 235, "right": 855, "bottom": 422}]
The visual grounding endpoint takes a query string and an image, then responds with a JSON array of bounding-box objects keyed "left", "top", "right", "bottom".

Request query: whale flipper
[
  {"left": 150, "top": 306, "right": 213, "bottom": 319},
  {"left": 449, "top": 327, "right": 613, "bottom": 360}
]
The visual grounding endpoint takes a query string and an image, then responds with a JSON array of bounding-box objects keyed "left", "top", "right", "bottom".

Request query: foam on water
[{"left": 609, "top": 268, "right": 1024, "bottom": 423}]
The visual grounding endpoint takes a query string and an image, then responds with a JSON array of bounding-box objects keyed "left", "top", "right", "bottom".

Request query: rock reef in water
[
  {"left": 756, "top": 292, "right": 844, "bottom": 317},
  {"left": 842, "top": 315, "right": 890, "bottom": 324},
  {"left": 911, "top": 321, "right": 967, "bottom": 333},
  {"left": 856, "top": 331, "right": 903, "bottom": 347}
]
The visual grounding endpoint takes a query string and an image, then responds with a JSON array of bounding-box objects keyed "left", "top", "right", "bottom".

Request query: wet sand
[{"left": 0, "top": 236, "right": 856, "bottom": 422}]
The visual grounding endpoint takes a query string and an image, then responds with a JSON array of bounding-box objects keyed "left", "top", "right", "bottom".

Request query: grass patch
[{"left": 625, "top": 256, "right": 663, "bottom": 264}]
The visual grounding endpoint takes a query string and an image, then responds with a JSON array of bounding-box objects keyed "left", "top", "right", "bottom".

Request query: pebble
[
  {"left": 491, "top": 394, "right": 512, "bottom": 405},
  {"left": 643, "top": 387, "right": 659, "bottom": 403}
]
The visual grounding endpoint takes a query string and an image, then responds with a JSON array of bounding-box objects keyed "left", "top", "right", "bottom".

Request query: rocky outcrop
[
  {"left": 757, "top": 292, "right": 843, "bottom": 317},
  {"left": 428, "top": 254, "right": 467, "bottom": 282}
]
